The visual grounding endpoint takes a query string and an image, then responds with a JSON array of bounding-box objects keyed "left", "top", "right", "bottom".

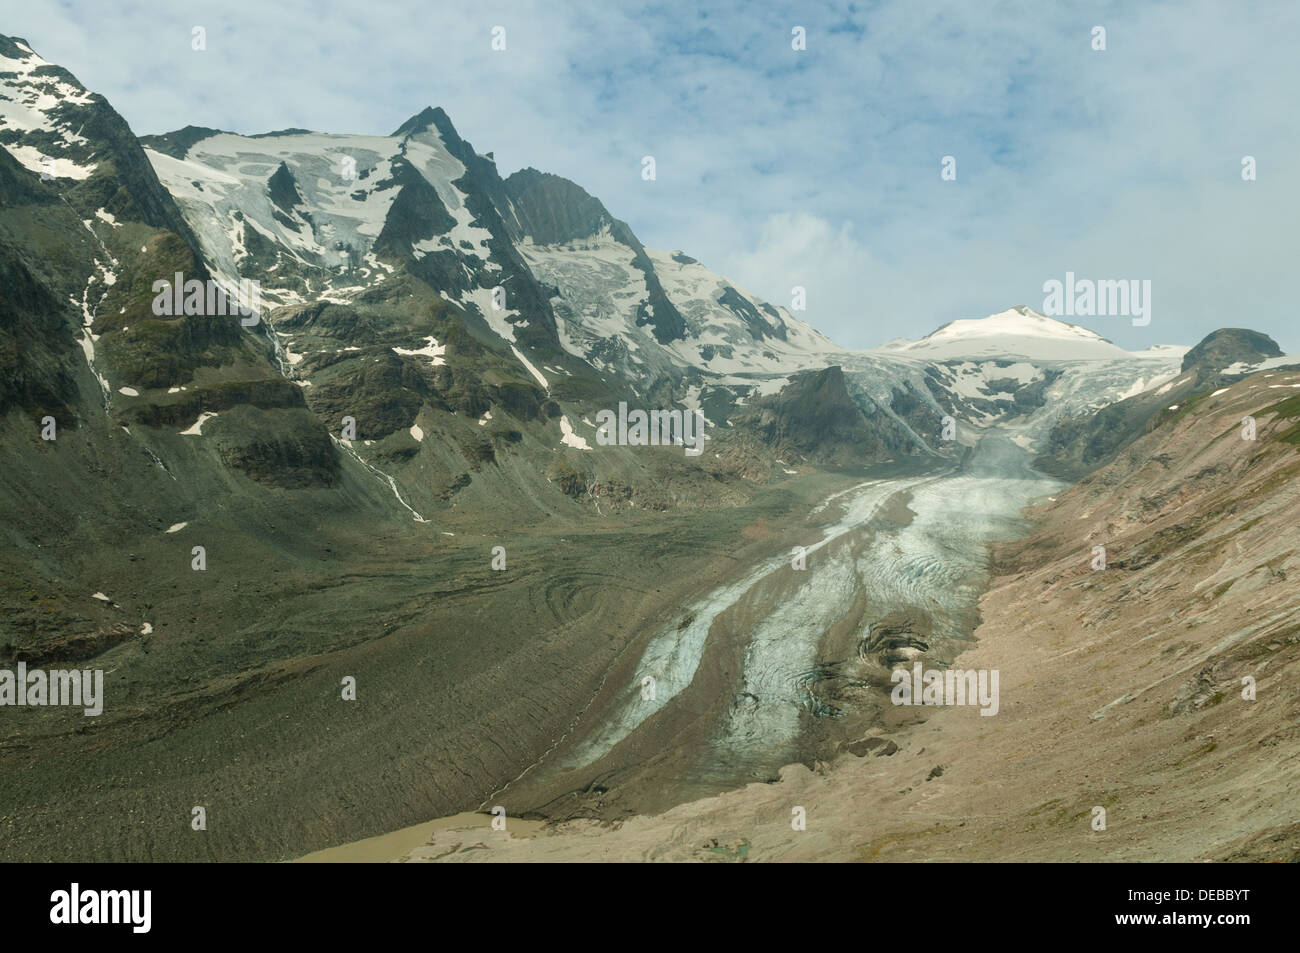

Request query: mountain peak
[
  {"left": 267, "top": 160, "right": 303, "bottom": 214},
  {"left": 877, "top": 307, "right": 1132, "bottom": 361},
  {"left": 0, "top": 32, "right": 38, "bottom": 62},
  {"left": 949, "top": 306, "right": 1108, "bottom": 340},
  {"left": 0, "top": 33, "right": 103, "bottom": 180},
  {"left": 138, "top": 125, "right": 226, "bottom": 160},
  {"left": 391, "top": 105, "right": 454, "bottom": 139},
  {"left": 1181, "top": 328, "right": 1283, "bottom": 375}
]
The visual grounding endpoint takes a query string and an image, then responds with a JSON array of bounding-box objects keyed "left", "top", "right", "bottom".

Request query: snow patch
[
  {"left": 559, "top": 416, "right": 590, "bottom": 450},
  {"left": 510, "top": 345, "right": 548, "bottom": 389},
  {"left": 179, "top": 412, "right": 218, "bottom": 436},
  {"left": 391, "top": 335, "right": 446, "bottom": 366}
]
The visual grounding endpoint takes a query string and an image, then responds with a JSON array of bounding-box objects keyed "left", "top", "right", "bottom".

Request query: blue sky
[{"left": 5, "top": 0, "right": 1298, "bottom": 350}]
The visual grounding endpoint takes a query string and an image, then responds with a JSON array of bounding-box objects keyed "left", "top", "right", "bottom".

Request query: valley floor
[
  {"left": 8, "top": 376, "right": 1300, "bottom": 864},
  {"left": 317, "top": 376, "right": 1300, "bottom": 862},
  {"left": 0, "top": 458, "right": 868, "bottom": 862}
]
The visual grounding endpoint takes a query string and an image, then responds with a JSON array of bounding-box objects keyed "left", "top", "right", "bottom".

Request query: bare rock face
[
  {"left": 209, "top": 406, "right": 340, "bottom": 488},
  {"left": 728, "top": 365, "right": 915, "bottom": 467},
  {"left": 1180, "top": 328, "right": 1282, "bottom": 375}
]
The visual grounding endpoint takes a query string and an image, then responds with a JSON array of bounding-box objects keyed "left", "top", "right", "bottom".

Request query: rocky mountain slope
[
  {"left": 727, "top": 365, "right": 919, "bottom": 468},
  {"left": 0, "top": 35, "right": 788, "bottom": 862},
  {"left": 1036, "top": 328, "right": 1295, "bottom": 479},
  {"left": 0, "top": 36, "right": 199, "bottom": 245}
]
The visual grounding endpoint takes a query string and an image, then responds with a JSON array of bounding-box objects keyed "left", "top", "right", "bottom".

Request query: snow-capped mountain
[
  {"left": 126, "top": 84, "right": 1194, "bottom": 457},
  {"left": 0, "top": 31, "right": 1223, "bottom": 489},
  {"left": 504, "top": 169, "right": 837, "bottom": 390},
  {"left": 876, "top": 305, "right": 1136, "bottom": 361},
  {"left": 141, "top": 119, "right": 838, "bottom": 414},
  {"left": 0, "top": 35, "right": 99, "bottom": 180},
  {"left": 142, "top": 109, "right": 569, "bottom": 367},
  {"left": 0, "top": 35, "right": 199, "bottom": 242},
  {"left": 523, "top": 233, "right": 838, "bottom": 377},
  {"left": 836, "top": 306, "right": 1187, "bottom": 448}
]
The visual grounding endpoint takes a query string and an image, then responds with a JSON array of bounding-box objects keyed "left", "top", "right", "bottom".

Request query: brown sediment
[{"left": 295, "top": 811, "right": 545, "bottom": 862}]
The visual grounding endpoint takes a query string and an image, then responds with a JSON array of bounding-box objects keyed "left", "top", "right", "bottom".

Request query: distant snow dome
[{"left": 874, "top": 306, "right": 1150, "bottom": 362}]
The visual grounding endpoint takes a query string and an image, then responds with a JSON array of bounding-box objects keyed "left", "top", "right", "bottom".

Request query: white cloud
[{"left": 726, "top": 213, "right": 893, "bottom": 334}]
